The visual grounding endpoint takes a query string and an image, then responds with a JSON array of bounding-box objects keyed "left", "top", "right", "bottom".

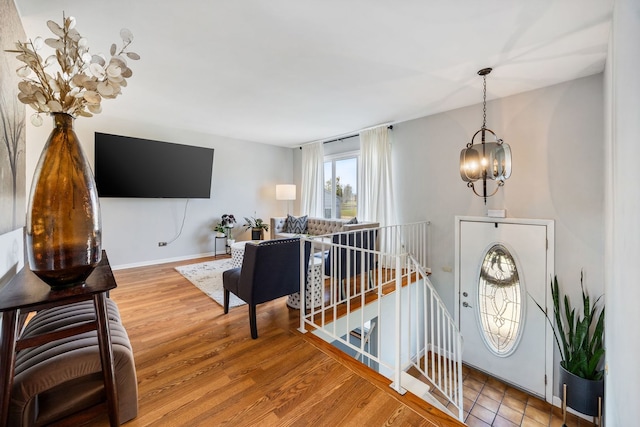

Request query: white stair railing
[
  {"left": 297, "top": 223, "right": 464, "bottom": 422},
  {"left": 402, "top": 254, "right": 464, "bottom": 421}
]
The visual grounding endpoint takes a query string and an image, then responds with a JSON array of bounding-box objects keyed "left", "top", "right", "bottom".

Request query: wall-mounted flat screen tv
[{"left": 94, "top": 132, "right": 214, "bottom": 198}]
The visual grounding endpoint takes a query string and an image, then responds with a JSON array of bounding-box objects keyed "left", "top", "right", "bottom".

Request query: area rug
[{"left": 175, "top": 259, "right": 246, "bottom": 308}]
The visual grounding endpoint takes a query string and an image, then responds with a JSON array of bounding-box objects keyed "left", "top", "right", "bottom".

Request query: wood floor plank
[{"left": 78, "top": 256, "right": 463, "bottom": 426}]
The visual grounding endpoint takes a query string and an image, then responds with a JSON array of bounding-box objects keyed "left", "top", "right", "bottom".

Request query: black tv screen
[{"left": 94, "top": 132, "right": 214, "bottom": 198}]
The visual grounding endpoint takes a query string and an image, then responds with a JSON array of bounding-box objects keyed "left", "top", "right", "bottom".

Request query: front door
[{"left": 455, "top": 217, "right": 553, "bottom": 400}]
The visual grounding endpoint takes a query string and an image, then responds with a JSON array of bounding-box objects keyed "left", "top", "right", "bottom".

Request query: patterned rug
[{"left": 175, "top": 259, "right": 246, "bottom": 308}]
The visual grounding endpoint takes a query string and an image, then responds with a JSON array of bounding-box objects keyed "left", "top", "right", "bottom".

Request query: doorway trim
[{"left": 454, "top": 216, "right": 555, "bottom": 402}]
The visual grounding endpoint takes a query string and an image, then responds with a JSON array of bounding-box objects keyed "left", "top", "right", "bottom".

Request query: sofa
[{"left": 270, "top": 216, "right": 379, "bottom": 240}]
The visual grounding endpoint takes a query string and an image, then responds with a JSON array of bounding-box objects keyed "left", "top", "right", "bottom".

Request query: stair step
[{"left": 398, "top": 370, "right": 430, "bottom": 398}]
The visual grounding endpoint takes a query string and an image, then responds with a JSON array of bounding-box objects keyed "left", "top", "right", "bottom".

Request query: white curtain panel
[
  {"left": 301, "top": 141, "right": 324, "bottom": 217},
  {"left": 359, "top": 126, "right": 396, "bottom": 227}
]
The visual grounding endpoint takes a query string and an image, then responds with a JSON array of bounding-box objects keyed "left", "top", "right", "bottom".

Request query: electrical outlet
[{"left": 158, "top": 242, "right": 167, "bottom": 247}]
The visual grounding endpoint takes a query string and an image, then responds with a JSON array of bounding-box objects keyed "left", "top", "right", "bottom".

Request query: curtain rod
[
  {"left": 299, "top": 125, "right": 393, "bottom": 149},
  {"left": 323, "top": 125, "right": 393, "bottom": 145}
]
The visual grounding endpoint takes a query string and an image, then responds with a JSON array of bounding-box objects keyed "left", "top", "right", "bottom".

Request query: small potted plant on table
[
  {"left": 222, "top": 214, "right": 236, "bottom": 247},
  {"left": 213, "top": 223, "right": 227, "bottom": 237},
  {"left": 213, "top": 214, "right": 236, "bottom": 237},
  {"left": 213, "top": 214, "right": 236, "bottom": 255},
  {"left": 243, "top": 216, "right": 269, "bottom": 240}
]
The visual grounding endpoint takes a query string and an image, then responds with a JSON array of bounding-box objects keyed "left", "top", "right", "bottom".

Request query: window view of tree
[{"left": 324, "top": 156, "right": 357, "bottom": 219}]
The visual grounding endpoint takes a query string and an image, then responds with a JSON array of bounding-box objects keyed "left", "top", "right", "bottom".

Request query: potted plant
[
  {"left": 243, "top": 216, "right": 269, "bottom": 240},
  {"left": 221, "top": 214, "right": 236, "bottom": 230},
  {"left": 213, "top": 223, "right": 227, "bottom": 237},
  {"left": 213, "top": 214, "right": 236, "bottom": 238},
  {"left": 532, "top": 273, "right": 605, "bottom": 417},
  {"left": 221, "top": 214, "right": 236, "bottom": 238}
]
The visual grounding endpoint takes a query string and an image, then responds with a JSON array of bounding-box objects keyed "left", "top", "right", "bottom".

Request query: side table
[
  {"left": 230, "top": 241, "right": 260, "bottom": 268},
  {"left": 0, "top": 251, "right": 120, "bottom": 426},
  {"left": 287, "top": 256, "right": 324, "bottom": 309},
  {"left": 214, "top": 235, "right": 227, "bottom": 258}
]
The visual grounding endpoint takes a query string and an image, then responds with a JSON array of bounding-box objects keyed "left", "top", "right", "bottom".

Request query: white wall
[
  {"left": 0, "top": 228, "right": 23, "bottom": 284},
  {"left": 25, "top": 115, "right": 294, "bottom": 267},
  {"left": 604, "top": 0, "right": 640, "bottom": 423},
  {"left": 393, "top": 74, "right": 604, "bottom": 312}
]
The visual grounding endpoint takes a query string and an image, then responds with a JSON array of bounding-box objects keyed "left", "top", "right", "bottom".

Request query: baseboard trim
[{"left": 111, "top": 251, "right": 219, "bottom": 270}]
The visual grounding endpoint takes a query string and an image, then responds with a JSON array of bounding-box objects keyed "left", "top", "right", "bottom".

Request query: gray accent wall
[
  {"left": 391, "top": 74, "right": 605, "bottom": 313},
  {"left": 393, "top": 76, "right": 605, "bottom": 406}
]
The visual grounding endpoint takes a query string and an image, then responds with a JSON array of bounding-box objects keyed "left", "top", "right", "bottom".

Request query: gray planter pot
[{"left": 559, "top": 365, "right": 604, "bottom": 416}]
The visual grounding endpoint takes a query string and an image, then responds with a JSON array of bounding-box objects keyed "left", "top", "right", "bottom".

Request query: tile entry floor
[{"left": 459, "top": 365, "right": 598, "bottom": 427}]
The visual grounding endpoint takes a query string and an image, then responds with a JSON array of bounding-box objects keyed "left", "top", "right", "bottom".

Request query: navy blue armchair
[{"left": 222, "top": 238, "right": 311, "bottom": 339}]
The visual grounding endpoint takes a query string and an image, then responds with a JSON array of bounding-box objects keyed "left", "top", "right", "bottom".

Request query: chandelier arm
[
  {"left": 468, "top": 182, "right": 481, "bottom": 198},
  {"left": 485, "top": 185, "right": 502, "bottom": 198},
  {"left": 470, "top": 128, "right": 501, "bottom": 145},
  {"left": 468, "top": 181, "right": 503, "bottom": 199}
]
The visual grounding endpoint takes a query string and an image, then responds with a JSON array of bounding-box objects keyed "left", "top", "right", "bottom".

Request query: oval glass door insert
[{"left": 477, "top": 244, "right": 523, "bottom": 356}]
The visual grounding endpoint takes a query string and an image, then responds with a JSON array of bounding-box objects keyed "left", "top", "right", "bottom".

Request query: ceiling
[{"left": 14, "top": 0, "right": 613, "bottom": 147}]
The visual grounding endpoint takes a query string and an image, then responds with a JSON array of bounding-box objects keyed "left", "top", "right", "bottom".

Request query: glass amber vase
[{"left": 26, "top": 113, "right": 102, "bottom": 288}]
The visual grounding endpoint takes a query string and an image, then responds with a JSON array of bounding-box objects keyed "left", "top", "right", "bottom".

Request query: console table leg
[
  {"left": 0, "top": 309, "right": 18, "bottom": 425},
  {"left": 94, "top": 294, "right": 120, "bottom": 426}
]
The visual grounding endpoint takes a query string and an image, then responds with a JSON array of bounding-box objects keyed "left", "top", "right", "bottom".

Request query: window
[
  {"left": 477, "top": 244, "right": 523, "bottom": 356},
  {"left": 323, "top": 154, "right": 358, "bottom": 219}
]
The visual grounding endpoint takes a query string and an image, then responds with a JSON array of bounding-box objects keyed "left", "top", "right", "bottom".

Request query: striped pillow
[{"left": 285, "top": 215, "right": 308, "bottom": 234}]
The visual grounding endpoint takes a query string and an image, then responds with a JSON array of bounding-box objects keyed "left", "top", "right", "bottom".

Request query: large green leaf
[
  {"left": 552, "top": 277, "right": 570, "bottom": 360},
  {"left": 589, "top": 305, "right": 605, "bottom": 354},
  {"left": 565, "top": 296, "right": 575, "bottom": 351},
  {"left": 587, "top": 348, "right": 605, "bottom": 380}
]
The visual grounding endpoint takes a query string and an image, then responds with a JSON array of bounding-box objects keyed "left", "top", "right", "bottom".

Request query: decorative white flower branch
[{"left": 6, "top": 13, "right": 140, "bottom": 126}]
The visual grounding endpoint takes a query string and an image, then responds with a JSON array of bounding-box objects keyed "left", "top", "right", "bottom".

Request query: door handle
[{"left": 462, "top": 301, "right": 472, "bottom": 308}]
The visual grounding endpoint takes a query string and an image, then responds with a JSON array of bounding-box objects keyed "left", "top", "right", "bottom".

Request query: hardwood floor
[{"left": 85, "top": 256, "right": 463, "bottom": 426}]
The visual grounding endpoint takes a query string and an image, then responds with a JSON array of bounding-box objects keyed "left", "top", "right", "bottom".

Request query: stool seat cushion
[{"left": 9, "top": 299, "right": 138, "bottom": 426}]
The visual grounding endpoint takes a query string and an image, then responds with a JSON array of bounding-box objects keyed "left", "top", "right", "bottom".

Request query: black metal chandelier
[{"left": 459, "top": 68, "right": 511, "bottom": 204}]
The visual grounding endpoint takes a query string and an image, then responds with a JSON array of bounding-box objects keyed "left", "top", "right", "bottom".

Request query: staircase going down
[{"left": 297, "top": 222, "right": 464, "bottom": 422}]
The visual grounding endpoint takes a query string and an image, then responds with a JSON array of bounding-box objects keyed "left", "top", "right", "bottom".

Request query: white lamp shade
[{"left": 276, "top": 184, "right": 296, "bottom": 201}]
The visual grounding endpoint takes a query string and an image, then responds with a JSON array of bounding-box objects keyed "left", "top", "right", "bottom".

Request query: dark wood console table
[{"left": 0, "top": 251, "right": 119, "bottom": 426}]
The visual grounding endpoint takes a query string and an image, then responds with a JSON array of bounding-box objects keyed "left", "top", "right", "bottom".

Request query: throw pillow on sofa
[
  {"left": 346, "top": 217, "right": 358, "bottom": 224},
  {"left": 285, "top": 214, "right": 308, "bottom": 234}
]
